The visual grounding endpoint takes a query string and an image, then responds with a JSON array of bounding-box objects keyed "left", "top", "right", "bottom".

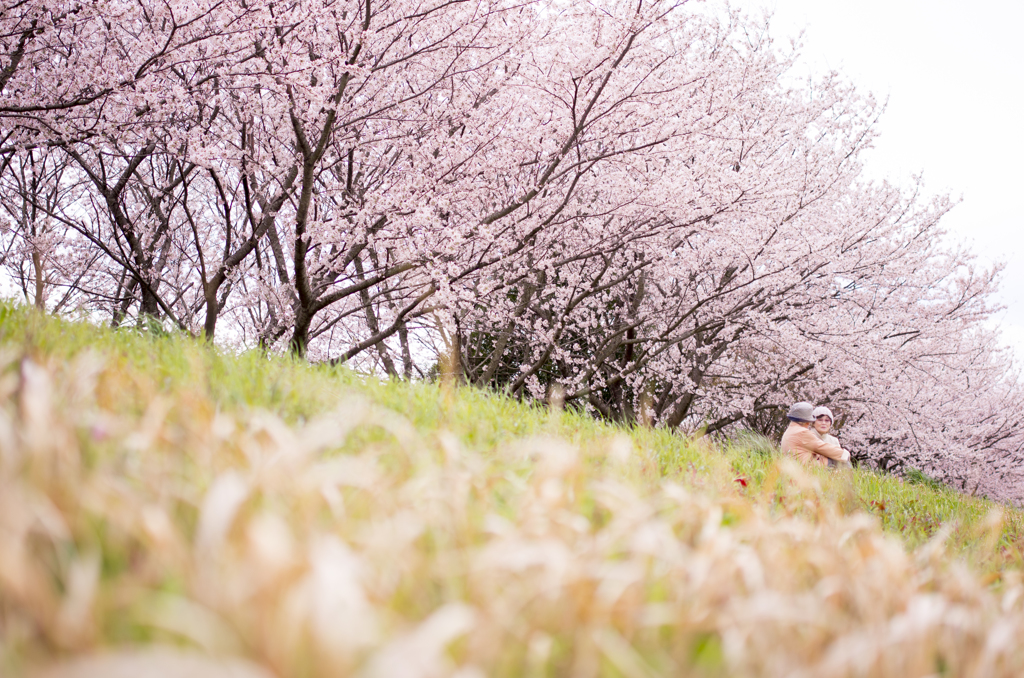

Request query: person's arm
[{"left": 798, "top": 429, "right": 846, "bottom": 461}]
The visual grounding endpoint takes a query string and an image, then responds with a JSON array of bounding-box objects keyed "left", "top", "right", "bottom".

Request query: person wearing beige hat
[
  {"left": 779, "top": 401, "right": 850, "bottom": 467},
  {"left": 811, "top": 406, "right": 852, "bottom": 469}
]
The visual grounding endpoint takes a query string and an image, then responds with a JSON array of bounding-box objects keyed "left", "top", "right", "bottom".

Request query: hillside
[{"left": 2, "top": 304, "right": 1023, "bottom": 677}]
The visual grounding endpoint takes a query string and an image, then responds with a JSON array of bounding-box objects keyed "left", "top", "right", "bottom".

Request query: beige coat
[
  {"left": 814, "top": 429, "right": 852, "bottom": 468},
  {"left": 780, "top": 422, "right": 845, "bottom": 466}
]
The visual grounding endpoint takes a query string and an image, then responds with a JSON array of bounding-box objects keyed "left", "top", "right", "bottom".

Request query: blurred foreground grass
[{"left": 2, "top": 304, "right": 1024, "bottom": 677}]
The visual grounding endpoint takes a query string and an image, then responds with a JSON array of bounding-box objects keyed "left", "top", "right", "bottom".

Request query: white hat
[{"left": 812, "top": 406, "right": 833, "bottom": 421}]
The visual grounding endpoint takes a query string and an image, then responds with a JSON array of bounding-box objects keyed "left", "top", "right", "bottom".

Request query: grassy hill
[{"left": 2, "top": 304, "right": 1023, "bottom": 677}]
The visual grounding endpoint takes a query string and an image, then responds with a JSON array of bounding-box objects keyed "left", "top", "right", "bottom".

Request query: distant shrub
[{"left": 905, "top": 467, "right": 949, "bottom": 492}]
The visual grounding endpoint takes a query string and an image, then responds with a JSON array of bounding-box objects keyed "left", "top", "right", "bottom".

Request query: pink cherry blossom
[{"left": 1, "top": 0, "right": 1021, "bottom": 503}]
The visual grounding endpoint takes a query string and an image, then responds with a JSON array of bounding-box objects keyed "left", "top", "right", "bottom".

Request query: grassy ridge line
[
  {"left": 3, "top": 304, "right": 1020, "bottom": 557},
  {"left": 1, "top": 304, "right": 1023, "bottom": 677}
]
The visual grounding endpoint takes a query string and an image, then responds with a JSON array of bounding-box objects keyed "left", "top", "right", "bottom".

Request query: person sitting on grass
[
  {"left": 812, "top": 405, "right": 853, "bottom": 469},
  {"left": 780, "top": 401, "right": 850, "bottom": 467}
]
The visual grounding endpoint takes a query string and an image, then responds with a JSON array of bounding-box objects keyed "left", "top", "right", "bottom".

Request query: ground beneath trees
[{"left": 2, "top": 305, "right": 1023, "bottom": 677}]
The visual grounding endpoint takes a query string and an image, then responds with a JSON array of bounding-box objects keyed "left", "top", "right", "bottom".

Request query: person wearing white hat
[
  {"left": 780, "top": 401, "right": 850, "bottom": 467},
  {"left": 811, "top": 406, "right": 851, "bottom": 469}
]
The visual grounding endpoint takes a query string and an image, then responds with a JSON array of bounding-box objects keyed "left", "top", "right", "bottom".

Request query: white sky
[{"left": 727, "top": 0, "right": 1024, "bottom": 359}]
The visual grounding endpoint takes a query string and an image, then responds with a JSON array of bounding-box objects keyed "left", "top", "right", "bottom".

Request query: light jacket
[
  {"left": 780, "top": 422, "right": 845, "bottom": 466},
  {"left": 814, "top": 430, "right": 840, "bottom": 447},
  {"left": 813, "top": 429, "right": 851, "bottom": 468}
]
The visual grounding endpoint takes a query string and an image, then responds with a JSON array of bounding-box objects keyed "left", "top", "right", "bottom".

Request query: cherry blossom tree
[{"left": 2, "top": 0, "right": 1022, "bottom": 502}]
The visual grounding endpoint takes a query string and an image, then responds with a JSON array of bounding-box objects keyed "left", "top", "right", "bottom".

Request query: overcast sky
[{"left": 725, "top": 0, "right": 1024, "bottom": 358}]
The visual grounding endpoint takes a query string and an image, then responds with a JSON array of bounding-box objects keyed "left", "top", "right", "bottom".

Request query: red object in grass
[{"left": 734, "top": 477, "right": 749, "bottom": 487}]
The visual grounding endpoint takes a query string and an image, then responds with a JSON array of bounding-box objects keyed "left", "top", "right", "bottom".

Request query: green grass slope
[{"left": 1, "top": 304, "right": 1023, "bottom": 677}]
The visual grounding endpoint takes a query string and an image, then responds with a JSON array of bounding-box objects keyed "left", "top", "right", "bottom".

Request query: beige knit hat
[{"left": 812, "top": 406, "right": 833, "bottom": 422}]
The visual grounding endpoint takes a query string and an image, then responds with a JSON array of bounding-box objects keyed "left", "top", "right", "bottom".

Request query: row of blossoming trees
[{"left": 2, "top": 0, "right": 1023, "bottom": 501}]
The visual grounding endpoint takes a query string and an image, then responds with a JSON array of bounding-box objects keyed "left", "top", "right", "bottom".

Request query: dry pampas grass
[{"left": 1, "top": 349, "right": 1023, "bottom": 677}]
